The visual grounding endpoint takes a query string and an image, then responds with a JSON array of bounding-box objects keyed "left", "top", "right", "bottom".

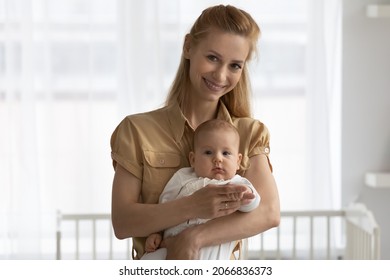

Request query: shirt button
[
  {"left": 159, "top": 159, "right": 165, "bottom": 165},
  {"left": 264, "top": 147, "right": 270, "bottom": 153}
]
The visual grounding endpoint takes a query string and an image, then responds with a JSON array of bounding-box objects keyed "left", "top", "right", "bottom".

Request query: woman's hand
[
  {"left": 189, "top": 184, "right": 255, "bottom": 219},
  {"left": 161, "top": 226, "right": 201, "bottom": 260}
]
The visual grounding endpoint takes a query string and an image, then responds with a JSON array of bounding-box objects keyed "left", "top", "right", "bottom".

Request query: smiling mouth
[{"left": 203, "top": 78, "right": 226, "bottom": 91}]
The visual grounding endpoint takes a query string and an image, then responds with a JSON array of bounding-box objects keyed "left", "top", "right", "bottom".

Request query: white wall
[{"left": 342, "top": 0, "right": 390, "bottom": 259}]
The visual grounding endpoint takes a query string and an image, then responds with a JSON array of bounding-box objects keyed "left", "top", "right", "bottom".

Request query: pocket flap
[{"left": 144, "top": 151, "right": 181, "bottom": 168}]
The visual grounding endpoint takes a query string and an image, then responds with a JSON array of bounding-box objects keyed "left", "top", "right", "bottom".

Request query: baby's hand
[
  {"left": 240, "top": 187, "right": 256, "bottom": 205},
  {"left": 227, "top": 185, "right": 254, "bottom": 201},
  {"left": 144, "top": 233, "right": 162, "bottom": 253}
]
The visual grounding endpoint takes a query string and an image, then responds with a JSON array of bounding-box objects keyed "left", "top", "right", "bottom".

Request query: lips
[
  {"left": 212, "top": 167, "right": 225, "bottom": 174},
  {"left": 203, "top": 78, "right": 226, "bottom": 91}
]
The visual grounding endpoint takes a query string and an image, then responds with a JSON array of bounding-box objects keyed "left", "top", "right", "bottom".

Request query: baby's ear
[
  {"left": 189, "top": 151, "right": 195, "bottom": 167},
  {"left": 237, "top": 153, "right": 243, "bottom": 170}
]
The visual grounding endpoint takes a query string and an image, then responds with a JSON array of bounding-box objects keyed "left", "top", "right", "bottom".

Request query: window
[{"left": 0, "top": 0, "right": 341, "bottom": 259}]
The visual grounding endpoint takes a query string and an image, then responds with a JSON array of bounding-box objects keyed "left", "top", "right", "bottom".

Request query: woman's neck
[{"left": 182, "top": 99, "right": 219, "bottom": 130}]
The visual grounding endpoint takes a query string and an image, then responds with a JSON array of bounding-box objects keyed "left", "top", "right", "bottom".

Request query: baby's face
[{"left": 189, "top": 129, "right": 242, "bottom": 180}]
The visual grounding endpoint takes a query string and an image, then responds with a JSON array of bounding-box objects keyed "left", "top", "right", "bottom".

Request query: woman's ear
[{"left": 183, "top": 34, "right": 192, "bottom": 59}]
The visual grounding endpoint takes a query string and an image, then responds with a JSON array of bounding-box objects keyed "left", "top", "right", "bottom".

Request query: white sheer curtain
[
  {"left": 1, "top": 0, "right": 43, "bottom": 259},
  {"left": 0, "top": 0, "right": 341, "bottom": 259},
  {"left": 0, "top": 0, "right": 128, "bottom": 259},
  {"left": 306, "top": 0, "right": 342, "bottom": 210},
  {"left": 0, "top": 0, "right": 182, "bottom": 260}
]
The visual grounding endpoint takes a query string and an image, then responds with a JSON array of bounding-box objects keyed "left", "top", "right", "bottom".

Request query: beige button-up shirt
[{"left": 110, "top": 101, "right": 271, "bottom": 259}]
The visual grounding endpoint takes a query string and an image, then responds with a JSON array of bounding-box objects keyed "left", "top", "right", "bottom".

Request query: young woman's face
[{"left": 184, "top": 29, "right": 250, "bottom": 103}]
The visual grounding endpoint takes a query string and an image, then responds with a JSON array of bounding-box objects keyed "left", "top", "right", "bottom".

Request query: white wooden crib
[{"left": 56, "top": 203, "right": 380, "bottom": 260}]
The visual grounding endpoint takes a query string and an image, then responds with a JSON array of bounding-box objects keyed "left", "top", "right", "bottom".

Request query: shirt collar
[
  {"left": 216, "top": 101, "right": 234, "bottom": 124},
  {"left": 167, "top": 100, "right": 233, "bottom": 143},
  {"left": 167, "top": 101, "right": 187, "bottom": 143}
]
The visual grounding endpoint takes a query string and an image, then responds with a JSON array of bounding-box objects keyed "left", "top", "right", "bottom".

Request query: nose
[
  {"left": 212, "top": 65, "right": 227, "bottom": 83},
  {"left": 213, "top": 153, "right": 223, "bottom": 163}
]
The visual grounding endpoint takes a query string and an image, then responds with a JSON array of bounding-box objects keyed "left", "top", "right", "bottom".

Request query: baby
[{"left": 141, "top": 119, "right": 260, "bottom": 259}]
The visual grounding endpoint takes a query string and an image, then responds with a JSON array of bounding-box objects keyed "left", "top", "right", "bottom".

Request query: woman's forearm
[
  {"left": 188, "top": 154, "right": 280, "bottom": 249},
  {"left": 111, "top": 164, "right": 194, "bottom": 239},
  {"left": 189, "top": 199, "right": 279, "bottom": 250}
]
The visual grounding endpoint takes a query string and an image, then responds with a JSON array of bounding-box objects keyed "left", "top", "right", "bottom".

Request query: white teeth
[{"left": 204, "top": 78, "right": 224, "bottom": 91}]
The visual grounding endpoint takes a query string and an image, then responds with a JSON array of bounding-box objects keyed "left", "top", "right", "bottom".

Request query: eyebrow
[{"left": 209, "top": 50, "right": 245, "bottom": 64}]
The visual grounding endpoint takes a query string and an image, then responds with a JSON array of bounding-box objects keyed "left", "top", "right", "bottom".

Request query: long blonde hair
[{"left": 165, "top": 5, "right": 260, "bottom": 118}]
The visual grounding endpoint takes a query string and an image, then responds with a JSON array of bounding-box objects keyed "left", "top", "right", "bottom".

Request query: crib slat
[
  {"left": 260, "top": 233, "right": 264, "bottom": 260},
  {"left": 276, "top": 226, "right": 281, "bottom": 259},
  {"left": 75, "top": 219, "right": 79, "bottom": 260},
  {"left": 56, "top": 230, "right": 61, "bottom": 260},
  {"left": 373, "top": 227, "right": 380, "bottom": 259},
  {"left": 326, "top": 216, "right": 330, "bottom": 259},
  {"left": 56, "top": 211, "right": 62, "bottom": 260},
  {"left": 310, "top": 216, "right": 313, "bottom": 259},
  {"left": 109, "top": 224, "right": 113, "bottom": 260},
  {"left": 292, "top": 216, "right": 297, "bottom": 259},
  {"left": 92, "top": 219, "right": 96, "bottom": 259},
  {"left": 127, "top": 238, "right": 131, "bottom": 259}
]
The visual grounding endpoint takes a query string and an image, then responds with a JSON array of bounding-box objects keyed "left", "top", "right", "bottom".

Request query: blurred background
[{"left": 1, "top": 0, "right": 389, "bottom": 259}]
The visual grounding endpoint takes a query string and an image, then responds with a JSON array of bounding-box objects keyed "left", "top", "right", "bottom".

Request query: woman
[{"left": 110, "top": 4, "right": 280, "bottom": 260}]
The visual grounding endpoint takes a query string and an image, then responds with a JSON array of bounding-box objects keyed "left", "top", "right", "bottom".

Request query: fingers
[
  {"left": 211, "top": 184, "right": 248, "bottom": 195},
  {"left": 160, "top": 238, "right": 167, "bottom": 248},
  {"left": 192, "top": 184, "right": 252, "bottom": 219},
  {"left": 219, "top": 200, "right": 241, "bottom": 213},
  {"left": 206, "top": 184, "right": 248, "bottom": 203},
  {"left": 145, "top": 234, "right": 163, "bottom": 252},
  {"left": 242, "top": 191, "right": 255, "bottom": 200}
]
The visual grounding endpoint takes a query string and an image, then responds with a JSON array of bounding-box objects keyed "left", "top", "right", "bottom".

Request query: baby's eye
[
  {"left": 223, "top": 151, "right": 232, "bottom": 156},
  {"left": 204, "top": 150, "right": 213, "bottom": 155}
]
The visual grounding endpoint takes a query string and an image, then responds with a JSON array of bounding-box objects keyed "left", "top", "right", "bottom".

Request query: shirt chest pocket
[
  {"left": 144, "top": 151, "right": 181, "bottom": 168},
  {"left": 142, "top": 151, "right": 183, "bottom": 203}
]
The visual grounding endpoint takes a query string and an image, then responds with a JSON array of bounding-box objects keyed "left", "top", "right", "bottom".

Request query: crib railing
[
  {"left": 246, "top": 203, "right": 380, "bottom": 260},
  {"left": 344, "top": 203, "right": 380, "bottom": 259},
  {"left": 246, "top": 209, "right": 346, "bottom": 260},
  {"left": 56, "top": 211, "right": 131, "bottom": 260},
  {"left": 56, "top": 203, "right": 380, "bottom": 260}
]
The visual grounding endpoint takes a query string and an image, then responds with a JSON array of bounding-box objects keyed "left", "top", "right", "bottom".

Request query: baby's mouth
[{"left": 213, "top": 167, "right": 224, "bottom": 173}]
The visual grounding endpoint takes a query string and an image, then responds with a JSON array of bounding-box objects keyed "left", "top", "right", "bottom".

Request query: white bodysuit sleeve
[{"left": 232, "top": 175, "right": 261, "bottom": 212}]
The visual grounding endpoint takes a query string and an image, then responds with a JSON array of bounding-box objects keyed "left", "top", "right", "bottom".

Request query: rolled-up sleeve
[
  {"left": 110, "top": 116, "right": 143, "bottom": 179},
  {"left": 235, "top": 118, "right": 272, "bottom": 172},
  {"left": 248, "top": 121, "right": 271, "bottom": 158}
]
